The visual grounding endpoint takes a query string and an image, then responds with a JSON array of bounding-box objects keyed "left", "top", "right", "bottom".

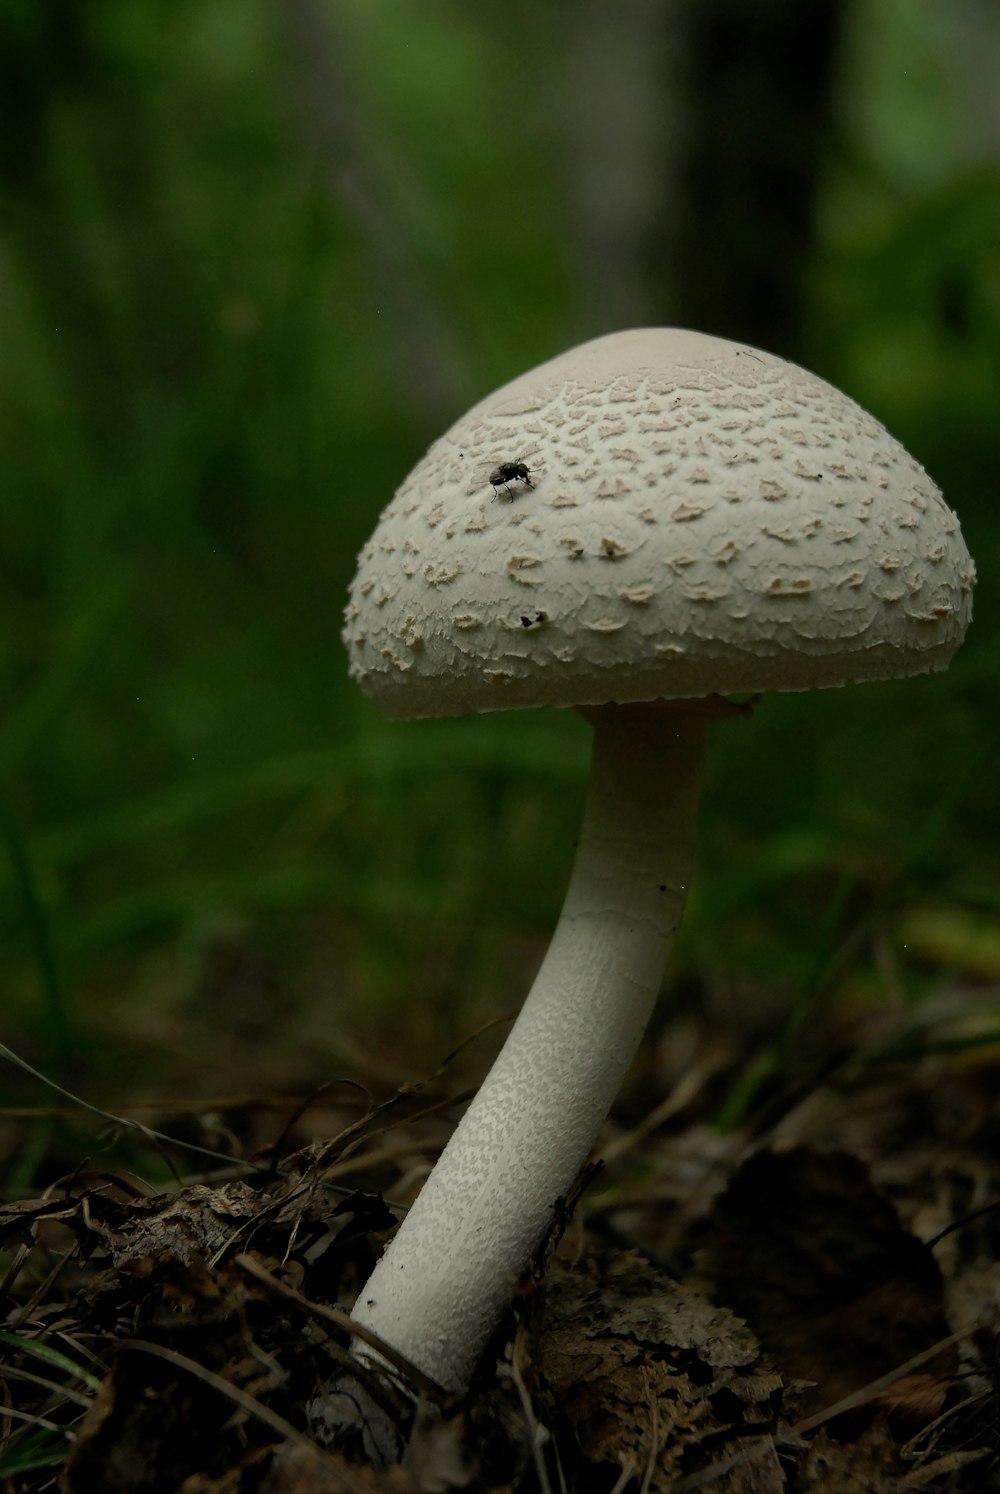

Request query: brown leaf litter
[{"left": 2, "top": 1028, "right": 1000, "bottom": 1491}]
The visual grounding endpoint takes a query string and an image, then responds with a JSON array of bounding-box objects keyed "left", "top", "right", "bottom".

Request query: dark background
[{"left": 1, "top": 0, "right": 998, "bottom": 1176}]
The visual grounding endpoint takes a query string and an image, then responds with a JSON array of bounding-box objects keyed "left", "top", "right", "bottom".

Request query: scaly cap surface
[{"left": 344, "top": 329, "right": 975, "bottom": 718}]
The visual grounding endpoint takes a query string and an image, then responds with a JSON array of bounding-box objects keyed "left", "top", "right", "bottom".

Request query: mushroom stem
[{"left": 351, "top": 701, "right": 709, "bottom": 1394}]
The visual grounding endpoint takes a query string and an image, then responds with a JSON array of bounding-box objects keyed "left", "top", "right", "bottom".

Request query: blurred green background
[{"left": 1, "top": 0, "right": 998, "bottom": 1156}]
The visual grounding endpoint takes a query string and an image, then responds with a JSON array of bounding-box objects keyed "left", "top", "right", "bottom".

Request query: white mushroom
[{"left": 340, "top": 328, "right": 974, "bottom": 1397}]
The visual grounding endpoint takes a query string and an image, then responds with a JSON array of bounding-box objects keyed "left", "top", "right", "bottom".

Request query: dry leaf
[
  {"left": 533, "top": 1249, "right": 784, "bottom": 1490},
  {"left": 697, "top": 1146, "right": 953, "bottom": 1413}
]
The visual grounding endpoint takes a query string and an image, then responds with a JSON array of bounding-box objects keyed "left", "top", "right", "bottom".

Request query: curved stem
[{"left": 351, "top": 702, "right": 709, "bottom": 1393}]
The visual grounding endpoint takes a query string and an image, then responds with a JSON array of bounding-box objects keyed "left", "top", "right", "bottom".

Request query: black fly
[{"left": 490, "top": 461, "right": 534, "bottom": 501}]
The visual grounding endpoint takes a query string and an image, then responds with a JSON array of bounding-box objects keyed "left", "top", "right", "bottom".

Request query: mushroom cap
[{"left": 344, "top": 329, "right": 975, "bottom": 719}]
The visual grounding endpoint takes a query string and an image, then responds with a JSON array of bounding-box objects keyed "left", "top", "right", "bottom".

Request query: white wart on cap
[{"left": 344, "top": 328, "right": 975, "bottom": 718}]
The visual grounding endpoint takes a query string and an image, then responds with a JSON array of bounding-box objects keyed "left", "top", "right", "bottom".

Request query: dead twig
[
  {"left": 235, "top": 1251, "right": 447, "bottom": 1406},
  {"left": 117, "top": 1339, "right": 363, "bottom": 1484}
]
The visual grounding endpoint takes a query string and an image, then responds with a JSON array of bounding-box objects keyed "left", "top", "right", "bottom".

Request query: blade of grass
[
  {"left": 0, "top": 1039, "right": 264, "bottom": 1174},
  {"left": 0, "top": 1426, "right": 71, "bottom": 1476},
  {"left": 0, "top": 564, "right": 130, "bottom": 780},
  {"left": 0, "top": 791, "right": 68, "bottom": 1063},
  {"left": 32, "top": 724, "right": 585, "bottom": 867},
  {"left": 0, "top": 1333, "right": 103, "bottom": 1395},
  {"left": 58, "top": 862, "right": 427, "bottom": 952}
]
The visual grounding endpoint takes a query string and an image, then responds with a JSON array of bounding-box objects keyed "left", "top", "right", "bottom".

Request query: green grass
[{"left": 1, "top": 1, "right": 998, "bottom": 1145}]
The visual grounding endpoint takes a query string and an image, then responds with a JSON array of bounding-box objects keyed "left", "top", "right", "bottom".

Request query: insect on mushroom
[{"left": 490, "top": 460, "right": 534, "bottom": 500}]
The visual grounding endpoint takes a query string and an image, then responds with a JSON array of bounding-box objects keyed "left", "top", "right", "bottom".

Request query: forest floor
[{"left": 2, "top": 978, "right": 1000, "bottom": 1493}]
